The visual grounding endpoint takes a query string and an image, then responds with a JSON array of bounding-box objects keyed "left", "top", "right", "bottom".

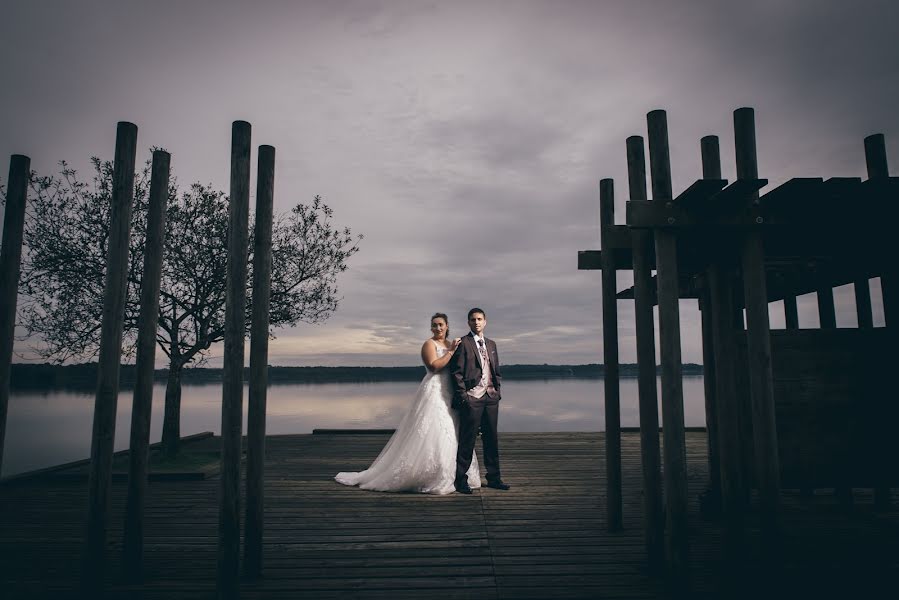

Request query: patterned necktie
[{"left": 478, "top": 339, "right": 488, "bottom": 364}]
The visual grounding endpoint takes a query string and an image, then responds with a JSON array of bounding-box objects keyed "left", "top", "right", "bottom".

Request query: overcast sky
[{"left": 1, "top": 0, "right": 896, "bottom": 367}]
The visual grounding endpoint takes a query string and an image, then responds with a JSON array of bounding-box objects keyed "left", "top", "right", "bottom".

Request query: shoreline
[{"left": 9, "top": 362, "right": 704, "bottom": 390}]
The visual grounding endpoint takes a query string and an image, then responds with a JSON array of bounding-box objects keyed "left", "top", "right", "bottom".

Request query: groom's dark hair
[{"left": 467, "top": 307, "right": 486, "bottom": 319}]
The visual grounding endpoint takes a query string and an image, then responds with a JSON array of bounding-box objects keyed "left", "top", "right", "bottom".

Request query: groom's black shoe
[
  {"left": 455, "top": 482, "right": 473, "bottom": 494},
  {"left": 486, "top": 480, "right": 511, "bottom": 490}
]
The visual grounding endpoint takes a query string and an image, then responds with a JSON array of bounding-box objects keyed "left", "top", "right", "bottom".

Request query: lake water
[{"left": 2, "top": 376, "right": 706, "bottom": 478}]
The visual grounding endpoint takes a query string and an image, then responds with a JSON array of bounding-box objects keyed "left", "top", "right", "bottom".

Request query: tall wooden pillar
[
  {"left": 218, "top": 121, "right": 252, "bottom": 600},
  {"left": 600, "top": 179, "right": 623, "bottom": 532},
  {"left": 708, "top": 255, "right": 745, "bottom": 560},
  {"left": 647, "top": 110, "right": 689, "bottom": 588},
  {"left": 864, "top": 133, "right": 893, "bottom": 511},
  {"left": 0, "top": 154, "right": 30, "bottom": 477},
  {"left": 626, "top": 136, "right": 664, "bottom": 570},
  {"left": 783, "top": 295, "right": 799, "bottom": 329},
  {"left": 82, "top": 122, "right": 138, "bottom": 592},
  {"left": 698, "top": 136, "right": 721, "bottom": 510},
  {"left": 123, "top": 150, "right": 170, "bottom": 580},
  {"left": 244, "top": 144, "right": 276, "bottom": 578},
  {"left": 734, "top": 107, "right": 781, "bottom": 545}
]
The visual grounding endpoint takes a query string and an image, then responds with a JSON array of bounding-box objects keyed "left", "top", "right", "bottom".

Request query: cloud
[{"left": 2, "top": 0, "right": 896, "bottom": 369}]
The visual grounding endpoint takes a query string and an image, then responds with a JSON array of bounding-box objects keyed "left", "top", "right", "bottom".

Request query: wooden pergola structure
[{"left": 579, "top": 107, "right": 897, "bottom": 586}]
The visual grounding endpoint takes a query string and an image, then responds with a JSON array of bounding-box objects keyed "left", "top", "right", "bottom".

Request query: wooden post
[
  {"left": 784, "top": 296, "right": 799, "bottom": 329},
  {"left": 817, "top": 287, "right": 837, "bottom": 329},
  {"left": 244, "top": 145, "right": 275, "bottom": 578},
  {"left": 626, "top": 135, "right": 664, "bottom": 570},
  {"left": 599, "top": 178, "right": 623, "bottom": 532},
  {"left": 701, "top": 131, "right": 748, "bottom": 560},
  {"left": 0, "top": 154, "right": 30, "bottom": 476},
  {"left": 123, "top": 150, "right": 170, "bottom": 580},
  {"left": 647, "top": 110, "right": 689, "bottom": 588},
  {"left": 810, "top": 233, "right": 848, "bottom": 506},
  {"left": 865, "top": 133, "right": 892, "bottom": 511},
  {"left": 698, "top": 136, "right": 721, "bottom": 512},
  {"left": 855, "top": 281, "right": 874, "bottom": 328},
  {"left": 82, "top": 122, "right": 138, "bottom": 592},
  {"left": 734, "top": 107, "right": 781, "bottom": 544},
  {"left": 708, "top": 257, "right": 746, "bottom": 553},
  {"left": 218, "top": 121, "right": 252, "bottom": 599}
]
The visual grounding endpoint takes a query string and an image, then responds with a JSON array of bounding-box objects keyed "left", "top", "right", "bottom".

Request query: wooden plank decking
[{"left": 1, "top": 431, "right": 897, "bottom": 599}]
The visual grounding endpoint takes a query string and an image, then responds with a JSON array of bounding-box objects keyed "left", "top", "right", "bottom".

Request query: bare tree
[{"left": 16, "top": 157, "right": 361, "bottom": 456}]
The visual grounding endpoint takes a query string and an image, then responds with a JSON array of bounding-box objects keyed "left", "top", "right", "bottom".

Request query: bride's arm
[{"left": 421, "top": 339, "right": 459, "bottom": 372}]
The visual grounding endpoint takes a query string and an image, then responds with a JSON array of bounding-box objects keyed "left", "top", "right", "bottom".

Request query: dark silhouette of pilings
[
  {"left": 82, "top": 122, "right": 138, "bottom": 592},
  {"left": 865, "top": 133, "right": 892, "bottom": 512},
  {"left": 123, "top": 150, "right": 170, "bottom": 580},
  {"left": 0, "top": 154, "right": 30, "bottom": 477},
  {"left": 244, "top": 145, "right": 275, "bottom": 579},
  {"left": 698, "top": 135, "right": 721, "bottom": 512},
  {"left": 217, "top": 120, "right": 252, "bottom": 600},
  {"left": 646, "top": 109, "right": 690, "bottom": 589},
  {"left": 599, "top": 178, "right": 623, "bottom": 533},
  {"left": 625, "top": 135, "right": 664, "bottom": 571},
  {"left": 734, "top": 107, "right": 781, "bottom": 547}
]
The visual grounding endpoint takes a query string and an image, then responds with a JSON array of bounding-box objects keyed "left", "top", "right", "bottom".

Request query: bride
[{"left": 335, "top": 313, "right": 481, "bottom": 494}]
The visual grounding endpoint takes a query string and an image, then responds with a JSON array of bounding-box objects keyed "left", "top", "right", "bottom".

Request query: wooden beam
[
  {"left": 672, "top": 178, "right": 727, "bottom": 209},
  {"left": 0, "top": 154, "right": 30, "bottom": 477},
  {"left": 647, "top": 110, "right": 689, "bottom": 589},
  {"left": 627, "top": 182, "right": 769, "bottom": 229},
  {"left": 600, "top": 179, "right": 622, "bottom": 533},
  {"left": 758, "top": 177, "right": 824, "bottom": 207},
  {"left": 218, "top": 121, "right": 252, "bottom": 600},
  {"left": 734, "top": 107, "right": 781, "bottom": 549},
  {"left": 865, "top": 133, "right": 893, "bottom": 512},
  {"left": 699, "top": 135, "right": 721, "bottom": 514},
  {"left": 709, "top": 177, "right": 769, "bottom": 206},
  {"left": 708, "top": 260, "right": 746, "bottom": 556},
  {"left": 83, "top": 122, "right": 138, "bottom": 593},
  {"left": 244, "top": 145, "right": 276, "bottom": 579},
  {"left": 577, "top": 249, "right": 636, "bottom": 271},
  {"left": 784, "top": 295, "right": 799, "bottom": 329},
  {"left": 123, "top": 150, "right": 170, "bottom": 581},
  {"left": 603, "top": 224, "right": 634, "bottom": 249},
  {"left": 626, "top": 134, "right": 664, "bottom": 571}
]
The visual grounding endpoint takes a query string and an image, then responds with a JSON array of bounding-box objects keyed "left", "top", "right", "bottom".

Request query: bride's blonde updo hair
[{"left": 431, "top": 312, "right": 449, "bottom": 337}]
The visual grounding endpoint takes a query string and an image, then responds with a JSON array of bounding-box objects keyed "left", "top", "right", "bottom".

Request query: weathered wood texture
[
  {"left": 625, "top": 135, "right": 664, "bottom": 570},
  {"left": 647, "top": 109, "right": 690, "bottom": 586},
  {"left": 83, "top": 122, "right": 138, "bottom": 591},
  {"left": 865, "top": 133, "right": 893, "bottom": 511},
  {"left": 0, "top": 154, "right": 30, "bottom": 476},
  {"left": 599, "top": 178, "right": 623, "bottom": 533},
  {"left": 123, "top": 150, "right": 170, "bottom": 579},
  {"left": 218, "top": 120, "right": 252, "bottom": 598},
  {"left": 245, "top": 144, "right": 276, "bottom": 579},
  {"left": 1, "top": 431, "right": 897, "bottom": 599},
  {"left": 698, "top": 136, "right": 721, "bottom": 507},
  {"left": 734, "top": 107, "right": 781, "bottom": 539}
]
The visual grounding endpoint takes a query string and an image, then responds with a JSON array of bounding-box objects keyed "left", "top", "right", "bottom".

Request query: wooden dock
[{"left": 1, "top": 431, "right": 897, "bottom": 599}]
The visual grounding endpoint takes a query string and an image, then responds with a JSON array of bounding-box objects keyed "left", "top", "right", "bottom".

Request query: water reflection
[{"left": 2, "top": 377, "right": 706, "bottom": 477}]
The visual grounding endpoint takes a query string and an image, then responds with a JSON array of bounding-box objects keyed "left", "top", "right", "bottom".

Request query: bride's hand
[{"left": 449, "top": 337, "right": 461, "bottom": 352}]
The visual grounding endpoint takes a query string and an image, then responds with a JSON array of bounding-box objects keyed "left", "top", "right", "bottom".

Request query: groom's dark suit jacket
[{"left": 449, "top": 332, "right": 502, "bottom": 409}]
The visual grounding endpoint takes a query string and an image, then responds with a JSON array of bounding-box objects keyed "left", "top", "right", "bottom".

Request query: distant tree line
[{"left": 9, "top": 362, "right": 704, "bottom": 390}]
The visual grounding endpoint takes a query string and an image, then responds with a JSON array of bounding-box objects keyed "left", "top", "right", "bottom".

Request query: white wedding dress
[{"left": 335, "top": 342, "right": 481, "bottom": 494}]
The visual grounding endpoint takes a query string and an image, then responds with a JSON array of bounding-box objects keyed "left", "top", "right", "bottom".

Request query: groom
[{"left": 450, "top": 308, "right": 510, "bottom": 494}]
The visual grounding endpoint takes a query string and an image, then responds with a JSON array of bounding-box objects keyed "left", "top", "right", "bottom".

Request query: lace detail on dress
[{"left": 335, "top": 341, "right": 480, "bottom": 495}]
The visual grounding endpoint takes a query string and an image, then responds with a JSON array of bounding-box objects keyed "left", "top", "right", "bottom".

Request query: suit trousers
[{"left": 456, "top": 394, "right": 500, "bottom": 485}]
